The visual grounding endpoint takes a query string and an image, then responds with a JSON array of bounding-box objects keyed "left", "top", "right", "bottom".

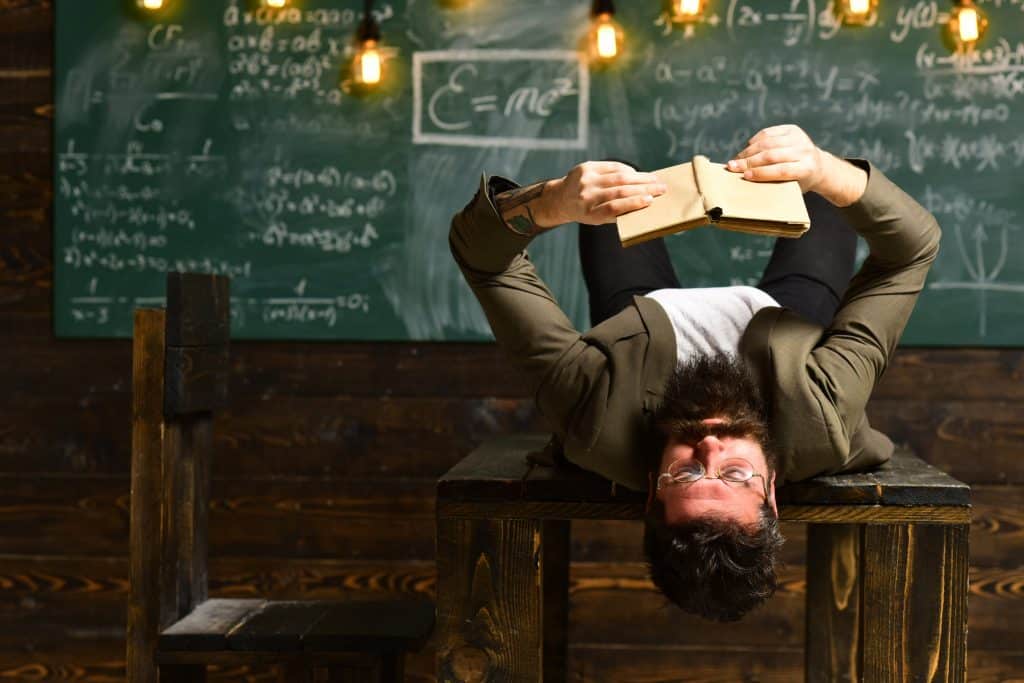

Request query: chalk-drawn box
[{"left": 412, "top": 49, "right": 589, "bottom": 150}]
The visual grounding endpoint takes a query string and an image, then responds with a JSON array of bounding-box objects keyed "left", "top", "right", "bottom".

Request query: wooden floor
[{"left": 2, "top": 2, "right": 1023, "bottom": 680}]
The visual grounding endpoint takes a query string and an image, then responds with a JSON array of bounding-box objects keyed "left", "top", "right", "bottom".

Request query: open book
[{"left": 616, "top": 155, "right": 811, "bottom": 247}]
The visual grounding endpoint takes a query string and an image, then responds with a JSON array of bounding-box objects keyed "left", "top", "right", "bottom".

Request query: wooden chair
[
  {"left": 128, "top": 272, "right": 434, "bottom": 683},
  {"left": 435, "top": 435, "right": 970, "bottom": 683}
]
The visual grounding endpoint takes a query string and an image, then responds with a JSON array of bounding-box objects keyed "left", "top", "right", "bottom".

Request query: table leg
[
  {"left": 861, "top": 523, "right": 969, "bottom": 683},
  {"left": 542, "top": 520, "right": 570, "bottom": 683},
  {"left": 805, "top": 523, "right": 861, "bottom": 683},
  {"left": 436, "top": 516, "right": 545, "bottom": 683}
]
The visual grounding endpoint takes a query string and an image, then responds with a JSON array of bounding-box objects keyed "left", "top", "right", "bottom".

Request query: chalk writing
[
  {"left": 922, "top": 186, "right": 1022, "bottom": 337},
  {"left": 412, "top": 50, "right": 589, "bottom": 149},
  {"left": 53, "top": 0, "right": 1024, "bottom": 343}
]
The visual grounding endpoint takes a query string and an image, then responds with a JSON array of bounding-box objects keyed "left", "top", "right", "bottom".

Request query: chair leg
[
  {"left": 860, "top": 523, "right": 969, "bottom": 683},
  {"left": 158, "top": 664, "right": 206, "bottom": 683},
  {"left": 278, "top": 660, "right": 315, "bottom": 683},
  {"left": 805, "top": 523, "right": 862, "bottom": 683},
  {"left": 325, "top": 656, "right": 399, "bottom": 683}
]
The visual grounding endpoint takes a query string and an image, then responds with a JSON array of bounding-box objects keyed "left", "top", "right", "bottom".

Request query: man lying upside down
[{"left": 449, "top": 124, "right": 940, "bottom": 621}]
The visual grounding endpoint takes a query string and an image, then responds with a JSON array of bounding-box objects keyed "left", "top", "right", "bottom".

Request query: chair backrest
[{"left": 127, "top": 272, "right": 230, "bottom": 683}]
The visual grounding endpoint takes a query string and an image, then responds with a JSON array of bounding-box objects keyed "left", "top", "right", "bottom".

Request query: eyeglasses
[{"left": 656, "top": 457, "right": 769, "bottom": 500}]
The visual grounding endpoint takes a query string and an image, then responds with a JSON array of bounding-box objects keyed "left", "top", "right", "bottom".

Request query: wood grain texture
[
  {"left": 158, "top": 663, "right": 207, "bottom": 683},
  {"left": 2, "top": 2, "right": 1021, "bottom": 678},
  {"left": 436, "top": 517, "right": 543, "bottom": 683},
  {"left": 3, "top": 391, "right": 1023, "bottom": 484},
  {"left": 805, "top": 524, "right": 861, "bottom": 683},
  {"left": 22, "top": 478, "right": 1024, "bottom": 564},
  {"left": 164, "top": 346, "right": 230, "bottom": 416},
  {"left": 127, "top": 308, "right": 166, "bottom": 683},
  {"left": 159, "top": 599, "right": 266, "bottom": 652},
  {"left": 541, "top": 520, "right": 570, "bottom": 683},
  {"left": 7, "top": 638, "right": 1024, "bottom": 683},
  {"left": 224, "top": 601, "right": 329, "bottom": 653},
  {"left": 164, "top": 273, "right": 230, "bottom": 347},
  {"left": 439, "top": 436, "right": 969, "bottom": 509},
  {"left": 438, "top": 500, "right": 972, "bottom": 524},
  {"left": 302, "top": 600, "right": 435, "bottom": 652},
  {"left": 161, "top": 416, "right": 214, "bottom": 627},
  {"left": 861, "top": 524, "right": 969, "bottom": 683}
]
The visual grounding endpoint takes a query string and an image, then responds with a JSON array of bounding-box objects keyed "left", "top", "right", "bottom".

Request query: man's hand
[
  {"left": 549, "top": 161, "right": 667, "bottom": 226},
  {"left": 496, "top": 161, "right": 666, "bottom": 235},
  {"left": 726, "top": 124, "right": 868, "bottom": 207}
]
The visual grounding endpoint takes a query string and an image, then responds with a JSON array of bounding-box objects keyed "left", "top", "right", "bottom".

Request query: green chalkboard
[{"left": 55, "top": 0, "right": 1024, "bottom": 344}]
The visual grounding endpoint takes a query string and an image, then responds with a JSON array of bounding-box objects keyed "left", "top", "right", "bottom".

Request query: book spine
[{"left": 691, "top": 155, "right": 720, "bottom": 221}]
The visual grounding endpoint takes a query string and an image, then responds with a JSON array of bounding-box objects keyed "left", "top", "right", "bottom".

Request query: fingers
[
  {"left": 735, "top": 124, "right": 810, "bottom": 159},
  {"left": 585, "top": 160, "right": 636, "bottom": 174},
  {"left": 590, "top": 194, "right": 655, "bottom": 222},
  {"left": 727, "top": 123, "right": 819, "bottom": 187},
  {"left": 728, "top": 148, "right": 799, "bottom": 171},
  {"left": 594, "top": 173, "right": 666, "bottom": 192},
  {"left": 740, "top": 160, "right": 805, "bottom": 182},
  {"left": 583, "top": 182, "right": 665, "bottom": 210},
  {"left": 591, "top": 167, "right": 663, "bottom": 188},
  {"left": 746, "top": 124, "right": 798, "bottom": 145}
]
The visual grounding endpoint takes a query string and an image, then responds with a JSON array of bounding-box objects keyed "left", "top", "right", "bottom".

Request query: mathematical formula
[{"left": 412, "top": 50, "right": 589, "bottom": 149}]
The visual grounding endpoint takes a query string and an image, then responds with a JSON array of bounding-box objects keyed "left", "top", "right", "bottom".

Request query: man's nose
[{"left": 695, "top": 434, "right": 725, "bottom": 455}]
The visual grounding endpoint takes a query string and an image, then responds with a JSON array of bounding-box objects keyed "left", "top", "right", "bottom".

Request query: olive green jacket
[{"left": 449, "top": 163, "right": 941, "bottom": 491}]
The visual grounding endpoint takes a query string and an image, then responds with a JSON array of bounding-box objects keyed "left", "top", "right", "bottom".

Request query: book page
[
  {"left": 616, "top": 161, "right": 707, "bottom": 247},
  {"left": 693, "top": 157, "right": 810, "bottom": 230}
]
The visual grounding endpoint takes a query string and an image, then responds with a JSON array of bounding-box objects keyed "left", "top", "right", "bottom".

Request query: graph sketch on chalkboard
[{"left": 925, "top": 184, "right": 1022, "bottom": 338}]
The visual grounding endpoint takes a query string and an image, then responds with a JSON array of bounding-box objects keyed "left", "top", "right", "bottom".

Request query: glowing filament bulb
[
  {"left": 594, "top": 14, "right": 619, "bottom": 59},
  {"left": 139, "top": 0, "right": 165, "bottom": 9},
  {"left": 678, "top": 0, "right": 701, "bottom": 15},
  {"left": 848, "top": 0, "right": 869, "bottom": 14},
  {"left": 946, "top": 2, "right": 987, "bottom": 50},
  {"left": 262, "top": 0, "right": 288, "bottom": 7},
  {"left": 355, "top": 40, "right": 382, "bottom": 85},
  {"left": 958, "top": 7, "right": 979, "bottom": 41}
]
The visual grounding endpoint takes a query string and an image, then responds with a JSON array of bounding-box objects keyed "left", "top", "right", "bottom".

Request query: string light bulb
[
  {"left": 137, "top": 0, "right": 167, "bottom": 10},
  {"left": 946, "top": 0, "right": 987, "bottom": 51},
  {"left": 352, "top": 0, "right": 383, "bottom": 86},
  {"left": 670, "top": 0, "right": 707, "bottom": 23},
  {"left": 590, "top": 0, "right": 623, "bottom": 62},
  {"left": 836, "top": 0, "right": 878, "bottom": 25},
  {"left": 261, "top": 0, "right": 289, "bottom": 7}
]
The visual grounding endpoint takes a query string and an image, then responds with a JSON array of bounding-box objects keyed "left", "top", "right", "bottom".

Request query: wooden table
[{"left": 435, "top": 435, "right": 970, "bottom": 683}]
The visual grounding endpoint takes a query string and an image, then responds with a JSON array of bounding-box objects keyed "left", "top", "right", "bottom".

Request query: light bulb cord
[
  {"left": 358, "top": 0, "right": 381, "bottom": 42},
  {"left": 591, "top": 0, "right": 615, "bottom": 18}
]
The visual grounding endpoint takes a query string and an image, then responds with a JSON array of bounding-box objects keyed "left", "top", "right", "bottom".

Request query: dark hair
[
  {"left": 645, "top": 353, "right": 783, "bottom": 621},
  {"left": 644, "top": 503, "right": 784, "bottom": 622}
]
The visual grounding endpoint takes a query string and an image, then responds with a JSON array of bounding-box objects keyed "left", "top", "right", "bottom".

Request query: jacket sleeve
[
  {"left": 806, "top": 161, "right": 941, "bottom": 447},
  {"left": 449, "top": 173, "right": 611, "bottom": 439}
]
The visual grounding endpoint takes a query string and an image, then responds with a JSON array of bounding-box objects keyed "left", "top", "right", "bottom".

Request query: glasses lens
[
  {"left": 718, "top": 458, "right": 755, "bottom": 483},
  {"left": 667, "top": 460, "right": 704, "bottom": 482}
]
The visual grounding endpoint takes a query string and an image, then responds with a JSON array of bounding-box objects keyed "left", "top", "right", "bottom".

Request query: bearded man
[{"left": 448, "top": 124, "right": 940, "bottom": 621}]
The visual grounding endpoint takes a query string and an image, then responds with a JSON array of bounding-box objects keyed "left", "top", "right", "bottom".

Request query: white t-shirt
[{"left": 644, "top": 286, "right": 780, "bottom": 364}]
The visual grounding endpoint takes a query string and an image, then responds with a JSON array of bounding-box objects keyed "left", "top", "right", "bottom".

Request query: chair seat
[{"left": 158, "top": 598, "right": 435, "bottom": 655}]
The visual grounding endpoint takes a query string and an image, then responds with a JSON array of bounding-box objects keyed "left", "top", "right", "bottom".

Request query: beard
[{"left": 651, "top": 353, "right": 776, "bottom": 472}]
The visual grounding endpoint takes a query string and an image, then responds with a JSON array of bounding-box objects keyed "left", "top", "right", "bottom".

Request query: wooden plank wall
[{"left": 2, "top": 2, "right": 1022, "bottom": 680}]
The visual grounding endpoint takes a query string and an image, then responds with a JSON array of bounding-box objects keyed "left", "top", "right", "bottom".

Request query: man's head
[{"left": 643, "top": 353, "right": 784, "bottom": 622}]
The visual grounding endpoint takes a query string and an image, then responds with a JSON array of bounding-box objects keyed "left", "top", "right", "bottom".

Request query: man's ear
[{"left": 767, "top": 471, "right": 779, "bottom": 517}]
